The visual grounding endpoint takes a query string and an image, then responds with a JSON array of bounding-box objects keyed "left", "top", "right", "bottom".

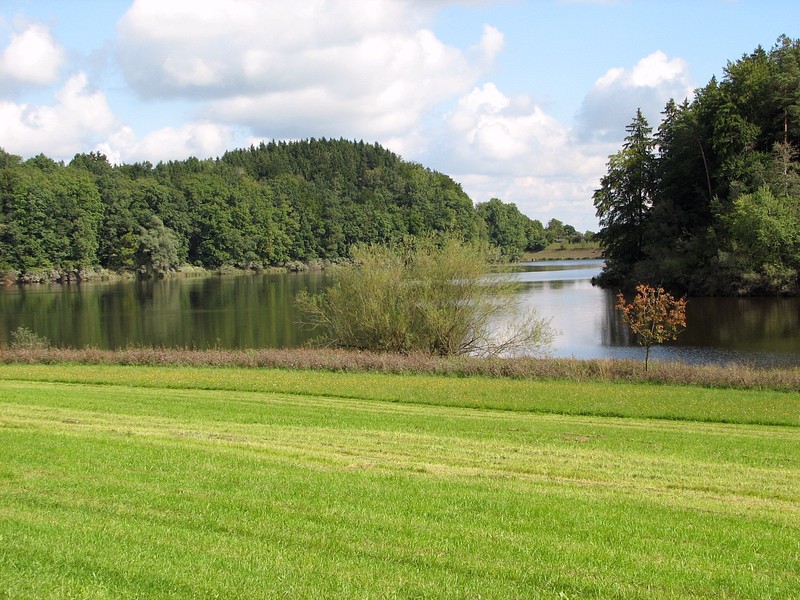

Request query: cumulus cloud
[
  {"left": 459, "top": 172, "right": 603, "bottom": 231},
  {"left": 0, "top": 59, "right": 234, "bottom": 165},
  {"left": 97, "top": 122, "right": 236, "bottom": 165},
  {"left": 446, "top": 83, "right": 568, "bottom": 171},
  {"left": 438, "top": 83, "right": 608, "bottom": 231},
  {"left": 0, "top": 73, "right": 120, "bottom": 158},
  {"left": 473, "top": 24, "right": 504, "bottom": 65},
  {"left": 116, "top": 0, "right": 499, "bottom": 140},
  {"left": 576, "top": 50, "right": 693, "bottom": 142},
  {"left": 438, "top": 50, "right": 695, "bottom": 230},
  {"left": 0, "top": 23, "right": 65, "bottom": 87}
]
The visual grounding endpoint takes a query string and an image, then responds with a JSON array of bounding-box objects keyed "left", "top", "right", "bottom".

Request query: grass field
[
  {"left": 523, "top": 242, "right": 603, "bottom": 261},
  {"left": 1, "top": 363, "right": 799, "bottom": 598}
]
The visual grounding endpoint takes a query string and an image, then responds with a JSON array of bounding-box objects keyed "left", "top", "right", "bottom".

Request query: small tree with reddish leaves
[{"left": 616, "top": 284, "right": 687, "bottom": 371}]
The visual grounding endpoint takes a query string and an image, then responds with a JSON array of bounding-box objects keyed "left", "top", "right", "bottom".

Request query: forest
[
  {"left": 0, "top": 139, "right": 579, "bottom": 282},
  {"left": 595, "top": 35, "right": 800, "bottom": 296}
]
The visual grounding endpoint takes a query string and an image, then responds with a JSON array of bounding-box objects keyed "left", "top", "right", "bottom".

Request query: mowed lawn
[{"left": 1, "top": 364, "right": 799, "bottom": 598}]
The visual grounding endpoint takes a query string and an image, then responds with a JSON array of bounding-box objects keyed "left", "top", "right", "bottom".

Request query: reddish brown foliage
[{"left": 616, "top": 284, "right": 687, "bottom": 370}]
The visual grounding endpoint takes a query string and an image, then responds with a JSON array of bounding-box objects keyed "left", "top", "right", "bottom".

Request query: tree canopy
[
  {"left": 594, "top": 36, "right": 800, "bottom": 295},
  {"left": 593, "top": 109, "right": 656, "bottom": 285},
  {"left": 0, "top": 140, "right": 583, "bottom": 281}
]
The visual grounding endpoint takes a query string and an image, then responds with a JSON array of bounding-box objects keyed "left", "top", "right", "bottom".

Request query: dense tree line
[
  {"left": 2, "top": 139, "right": 478, "bottom": 278},
  {"left": 476, "top": 198, "right": 592, "bottom": 261},
  {"left": 595, "top": 36, "right": 800, "bottom": 296},
  {"left": 0, "top": 139, "right": 583, "bottom": 280}
]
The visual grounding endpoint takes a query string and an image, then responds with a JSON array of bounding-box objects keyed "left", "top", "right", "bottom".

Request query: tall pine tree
[{"left": 593, "top": 109, "right": 656, "bottom": 286}]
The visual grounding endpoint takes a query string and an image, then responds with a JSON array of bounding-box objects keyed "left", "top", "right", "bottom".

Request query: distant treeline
[
  {"left": 595, "top": 36, "right": 800, "bottom": 296},
  {"left": 0, "top": 139, "right": 585, "bottom": 281}
]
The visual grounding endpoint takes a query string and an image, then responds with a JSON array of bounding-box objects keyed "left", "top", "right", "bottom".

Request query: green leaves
[
  {"left": 296, "top": 236, "right": 554, "bottom": 357},
  {"left": 476, "top": 198, "right": 531, "bottom": 260},
  {"left": 1, "top": 138, "right": 584, "bottom": 279},
  {"left": 137, "top": 216, "right": 180, "bottom": 277},
  {"left": 724, "top": 185, "right": 800, "bottom": 293},
  {"left": 597, "top": 38, "right": 800, "bottom": 295}
]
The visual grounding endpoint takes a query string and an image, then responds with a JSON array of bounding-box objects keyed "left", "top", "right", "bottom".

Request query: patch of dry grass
[{"left": 1, "top": 346, "right": 798, "bottom": 392}]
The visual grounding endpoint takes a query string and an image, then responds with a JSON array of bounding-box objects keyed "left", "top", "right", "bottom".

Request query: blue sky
[{"left": 0, "top": 0, "right": 796, "bottom": 231}]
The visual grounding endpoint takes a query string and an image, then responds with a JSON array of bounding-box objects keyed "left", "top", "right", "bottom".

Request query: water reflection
[
  {"left": 1, "top": 261, "right": 798, "bottom": 366},
  {"left": 513, "top": 261, "right": 800, "bottom": 366},
  {"left": 0, "top": 272, "right": 331, "bottom": 349},
  {"left": 514, "top": 260, "right": 605, "bottom": 284}
]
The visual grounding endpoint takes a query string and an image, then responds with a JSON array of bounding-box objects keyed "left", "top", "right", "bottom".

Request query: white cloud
[
  {"left": 437, "top": 83, "right": 609, "bottom": 231},
  {"left": 98, "top": 122, "right": 236, "bottom": 165},
  {"left": 0, "top": 61, "right": 234, "bottom": 165},
  {"left": 577, "top": 50, "right": 693, "bottom": 142},
  {"left": 446, "top": 83, "right": 567, "bottom": 169},
  {"left": 457, "top": 171, "right": 605, "bottom": 232},
  {"left": 0, "top": 73, "right": 120, "bottom": 158},
  {"left": 117, "top": 0, "right": 439, "bottom": 97},
  {"left": 473, "top": 24, "right": 504, "bottom": 64},
  {"left": 0, "top": 23, "right": 65, "bottom": 87},
  {"left": 434, "top": 51, "right": 695, "bottom": 230},
  {"left": 116, "top": 0, "right": 499, "bottom": 140}
]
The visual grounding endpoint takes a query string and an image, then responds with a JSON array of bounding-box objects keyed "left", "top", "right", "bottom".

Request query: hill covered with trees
[
  {"left": 0, "top": 139, "right": 579, "bottom": 282},
  {"left": 594, "top": 36, "right": 800, "bottom": 296}
]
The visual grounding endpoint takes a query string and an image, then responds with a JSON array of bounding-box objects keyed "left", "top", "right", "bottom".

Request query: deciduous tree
[{"left": 616, "top": 284, "right": 687, "bottom": 370}]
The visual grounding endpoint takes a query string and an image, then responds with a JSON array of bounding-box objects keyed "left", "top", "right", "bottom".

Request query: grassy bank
[
  {"left": 0, "top": 263, "right": 298, "bottom": 286},
  {"left": 523, "top": 242, "right": 603, "bottom": 261},
  {"left": 1, "top": 362, "right": 799, "bottom": 598}
]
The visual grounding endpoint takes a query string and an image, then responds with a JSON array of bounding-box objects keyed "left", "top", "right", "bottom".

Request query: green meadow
[{"left": 1, "top": 363, "right": 799, "bottom": 598}]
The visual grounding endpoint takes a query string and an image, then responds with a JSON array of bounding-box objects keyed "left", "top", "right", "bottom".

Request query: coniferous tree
[
  {"left": 596, "top": 36, "right": 800, "bottom": 295},
  {"left": 594, "top": 109, "right": 656, "bottom": 286}
]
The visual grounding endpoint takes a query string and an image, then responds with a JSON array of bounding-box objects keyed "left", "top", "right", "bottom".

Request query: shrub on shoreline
[
  {"left": 1, "top": 346, "right": 798, "bottom": 393},
  {"left": 8, "top": 326, "right": 50, "bottom": 350},
  {"left": 296, "top": 237, "right": 555, "bottom": 357}
]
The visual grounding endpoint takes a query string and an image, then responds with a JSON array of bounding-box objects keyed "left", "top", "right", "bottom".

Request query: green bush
[{"left": 296, "top": 237, "right": 555, "bottom": 356}]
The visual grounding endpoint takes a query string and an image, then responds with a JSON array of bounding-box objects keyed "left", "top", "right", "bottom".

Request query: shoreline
[
  {"left": 0, "top": 261, "right": 331, "bottom": 287},
  {"left": 522, "top": 246, "right": 604, "bottom": 261},
  {"left": 0, "top": 249, "right": 606, "bottom": 286},
  {"left": 1, "top": 346, "right": 798, "bottom": 392}
]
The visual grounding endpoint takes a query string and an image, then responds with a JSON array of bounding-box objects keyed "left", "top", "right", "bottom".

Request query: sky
[{"left": 0, "top": 0, "right": 797, "bottom": 232}]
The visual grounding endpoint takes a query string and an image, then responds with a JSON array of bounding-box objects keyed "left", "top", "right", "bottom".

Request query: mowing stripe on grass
[
  {"left": 2, "top": 363, "right": 799, "bottom": 426},
  {"left": 1, "top": 372, "right": 799, "bottom": 598}
]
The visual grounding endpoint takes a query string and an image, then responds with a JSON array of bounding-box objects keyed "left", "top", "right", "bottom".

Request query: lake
[
  {"left": 1, "top": 259, "right": 798, "bottom": 366},
  {"left": 514, "top": 260, "right": 800, "bottom": 366}
]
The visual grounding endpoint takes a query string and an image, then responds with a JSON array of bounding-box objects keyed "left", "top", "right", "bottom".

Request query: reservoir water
[
  {"left": 1, "top": 259, "right": 798, "bottom": 366},
  {"left": 515, "top": 260, "right": 800, "bottom": 366}
]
